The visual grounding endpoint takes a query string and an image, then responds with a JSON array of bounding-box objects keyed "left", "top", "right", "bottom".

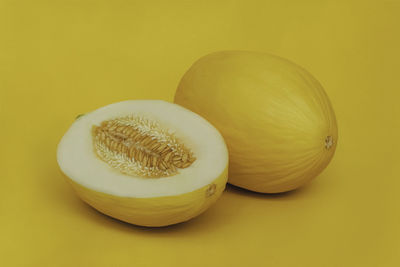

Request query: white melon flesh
[{"left": 57, "top": 100, "right": 229, "bottom": 227}]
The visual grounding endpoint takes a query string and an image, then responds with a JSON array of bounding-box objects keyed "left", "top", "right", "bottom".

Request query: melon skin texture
[
  {"left": 175, "top": 51, "right": 338, "bottom": 193},
  {"left": 63, "top": 168, "right": 227, "bottom": 227},
  {"left": 57, "top": 100, "right": 229, "bottom": 227}
]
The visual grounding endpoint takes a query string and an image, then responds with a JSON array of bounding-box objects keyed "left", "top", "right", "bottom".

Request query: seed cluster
[{"left": 92, "top": 116, "right": 196, "bottom": 178}]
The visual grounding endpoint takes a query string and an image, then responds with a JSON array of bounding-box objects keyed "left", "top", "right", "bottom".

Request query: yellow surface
[
  {"left": 1, "top": 0, "right": 399, "bottom": 266},
  {"left": 64, "top": 165, "right": 228, "bottom": 227}
]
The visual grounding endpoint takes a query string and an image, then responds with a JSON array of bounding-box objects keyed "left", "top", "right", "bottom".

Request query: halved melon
[{"left": 57, "top": 100, "right": 228, "bottom": 227}]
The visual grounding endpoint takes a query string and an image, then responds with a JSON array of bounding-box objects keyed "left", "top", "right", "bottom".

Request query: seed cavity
[
  {"left": 325, "top": 135, "right": 333, "bottom": 150},
  {"left": 92, "top": 115, "right": 196, "bottom": 178}
]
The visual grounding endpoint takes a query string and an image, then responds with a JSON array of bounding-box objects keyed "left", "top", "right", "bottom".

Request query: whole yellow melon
[{"left": 174, "top": 51, "right": 338, "bottom": 193}]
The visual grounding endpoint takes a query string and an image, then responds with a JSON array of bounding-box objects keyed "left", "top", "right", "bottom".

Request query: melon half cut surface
[{"left": 57, "top": 100, "right": 229, "bottom": 227}]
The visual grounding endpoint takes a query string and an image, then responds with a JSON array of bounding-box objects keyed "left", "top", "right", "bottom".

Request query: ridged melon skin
[
  {"left": 63, "top": 166, "right": 228, "bottom": 227},
  {"left": 175, "top": 51, "right": 338, "bottom": 193}
]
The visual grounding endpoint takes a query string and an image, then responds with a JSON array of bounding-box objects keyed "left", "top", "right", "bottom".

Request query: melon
[
  {"left": 57, "top": 100, "right": 228, "bottom": 227},
  {"left": 174, "top": 51, "right": 338, "bottom": 193}
]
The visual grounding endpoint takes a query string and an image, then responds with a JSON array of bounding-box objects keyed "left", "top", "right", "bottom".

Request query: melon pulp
[
  {"left": 174, "top": 51, "right": 338, "bottom": 193},
  {"left": 57, "top": 100, "right": 228, "bottom": 227}
]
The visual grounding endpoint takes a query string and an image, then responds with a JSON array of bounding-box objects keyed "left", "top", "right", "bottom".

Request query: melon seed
[{"left": 92, "top": 115, "right": 196, "bottom": 178}]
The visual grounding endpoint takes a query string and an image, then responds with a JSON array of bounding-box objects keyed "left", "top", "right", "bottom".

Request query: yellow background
[{"left": 1, "top": 0, "right": 399, "bottom": 266}]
